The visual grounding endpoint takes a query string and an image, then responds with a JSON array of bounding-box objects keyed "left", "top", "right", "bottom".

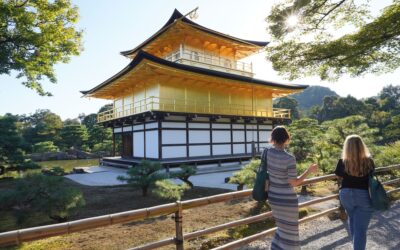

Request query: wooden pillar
[
  {"left": 175, "top": 201, "right": 184, "bottom": 250},
  {"left": 112, "top": 133, "right": 116, "bottom": 157}
]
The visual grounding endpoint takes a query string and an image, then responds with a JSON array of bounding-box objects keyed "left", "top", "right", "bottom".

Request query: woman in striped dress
[{"left": 267, "top": 126, "right": 318, "bottom": 250}]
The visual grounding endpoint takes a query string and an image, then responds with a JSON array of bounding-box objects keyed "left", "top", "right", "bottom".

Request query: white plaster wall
[
  {"left": 259, "top": 125, "right": 273, "bottom": 130},
  {"left": 259, "top": 131, "right": 271, "bottom": 142},
  {"left": 246, "top": 131, "right": 256, "bottom": 142},
  {"left": 189, "top": 130, "right": 210, "bottom": 143},
  {"left": 189, "top": 122, "right": 210, "bottom": 129},
  {"left": 212, "top": 123, "right": 230, "bottom": 129},
  {"left": 162, "top": 146, "right": 187, "bottom": 158},
  {"left": 146, "top": 122, "right": 158, "bottom": 129},
  {"left": 133, "top": 124, "right": 144, "bottom": 131},
  {"left": 189, "top": 145, "right": 210, "bottom": 157},
  {"left": 163, "top": 130, "right": 186, "bottom": 144},
  {"left": 145, "top": 130, "right": 159, "bottom": 158},
  {"left": 232, "top": 131, "right": 245, "bottom": 142},
  {"left": 162, "top": 122, "right": 186, "bottom": 128},
  {"left": 233, "top": 144, "right": 246, "bottom": 154},
  {"left": 212, "top": 144, "right": 231, "bottom": 155},
  {"left": 247, "top": 143, "right": 255, "bottom": 153},
  {"left": 123, "top": 126, "right": 132, "bottom": 132},
  {"left": 212, "top": 131, "right": 231, "bottom": 143},
  {"left": 133, "top": 131, "right": 144, "bottom": 157},
  {"left": 233, "top": 124, "right": 245, "bottom": 129}
]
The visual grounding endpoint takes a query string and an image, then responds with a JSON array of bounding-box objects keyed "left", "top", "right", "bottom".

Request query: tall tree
[
  {"left": 0, "top": 114, "right": 25, "bottom": 175},
  {"left": 59, "top": 125, "right": 88, "bottom": 150},
  {"left": 266, "top": 0, "right": 400, "bottom": 80},
  {"left": 316, "top": 95, "right": 368, "bottom": 122},
  {"left": 274, "top": 96, "right": 300, "bottom": 119},
  {"left": 0, "top": 0, "right": 82, "bottom": 96},
  {"left": 378, "top": 85, "right": 400, "bottom": 113},
  {"left": 23, "top": 109, "right": 63, "bottom": 145}
]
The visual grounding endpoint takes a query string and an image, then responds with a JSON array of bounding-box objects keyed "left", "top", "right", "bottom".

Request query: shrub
[
  {"left": 229, "top": 159, "right": 259, "bottom": 190},
  {"left": 33, "top": 141, "right": 59, "bottom": 153},
  {"left": 171, "top": 165, "right": 196, "bottom": 188},
  {"left": 0, "top": 174, "right": 85, "bottom": 223},
  {"left": 92, "top": 140, "right": 113, "bottom": 156},
  {"left": 153, "top": 180, "right": 189, "bottom": 200},
  {"left": 117, "top": 160, "right": 166, "bottom": 197}
]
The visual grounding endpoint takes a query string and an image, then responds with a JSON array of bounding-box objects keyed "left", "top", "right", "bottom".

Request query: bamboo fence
[{"left": 0, "top": 164, "right": 399, "bottom": 249}]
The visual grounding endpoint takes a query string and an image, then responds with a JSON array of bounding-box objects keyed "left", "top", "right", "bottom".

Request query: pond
[{"left": 37, "top": 159, "right": 100, "bottom": 173}]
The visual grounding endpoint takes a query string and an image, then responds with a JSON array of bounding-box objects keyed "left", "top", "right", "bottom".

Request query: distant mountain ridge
[{"left": 291, "top": 86, "right": 339, "bottom": 111}]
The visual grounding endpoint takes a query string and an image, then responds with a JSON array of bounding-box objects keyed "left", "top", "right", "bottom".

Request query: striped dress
[{"left": 266, "top": 146, "right": 300, "bottom": 250}]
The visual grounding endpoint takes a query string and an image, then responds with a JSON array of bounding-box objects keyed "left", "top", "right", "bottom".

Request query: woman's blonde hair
[{"left": 342, "top": 135, "right": 372, "bottom": 176}]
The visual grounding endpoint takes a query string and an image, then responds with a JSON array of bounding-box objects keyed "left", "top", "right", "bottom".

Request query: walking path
[
  {"left": 241, "top": 200, "right": 400, "bottom": 250},
  {"left": 65, "top": 164, "right": 241, "bottom": 189}
]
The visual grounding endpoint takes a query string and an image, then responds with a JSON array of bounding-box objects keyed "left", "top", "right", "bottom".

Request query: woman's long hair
[{"left": 342, "top": 135, "right": 373, "bottom": 176}]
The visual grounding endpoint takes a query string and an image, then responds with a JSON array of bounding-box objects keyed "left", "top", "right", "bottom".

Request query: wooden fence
[{"left": 0, "top": 164, "right": 399, "bottom": 249}]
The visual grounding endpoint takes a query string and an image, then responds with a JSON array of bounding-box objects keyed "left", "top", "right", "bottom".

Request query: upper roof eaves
[
  {"left": 81, "top": 50, "right": 307, "bottom": 96},
  {"left": 120, "top": 9, "right": 269, "bottom": 56}
]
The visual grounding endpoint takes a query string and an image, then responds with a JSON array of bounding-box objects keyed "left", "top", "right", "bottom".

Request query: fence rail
[{"left": 0, "top": 164, "right": 399, "bottom": 249}]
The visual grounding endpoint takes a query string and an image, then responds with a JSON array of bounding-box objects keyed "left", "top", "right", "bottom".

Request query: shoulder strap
[{"left": 261, "top": 148, "right": 268, "bottom": 171}]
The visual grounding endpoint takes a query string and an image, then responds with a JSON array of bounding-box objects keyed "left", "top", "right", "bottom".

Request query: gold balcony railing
[
  {"left": 97, "top": 96, "right": 291, "bottom": 123},
  {"left": 165, "top": 49, "right": 253, "bottom": 77}
]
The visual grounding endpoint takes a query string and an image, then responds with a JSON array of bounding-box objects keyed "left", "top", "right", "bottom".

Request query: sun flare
[{"left": 286, "top": 15, "right": 299, "bottom": 28}]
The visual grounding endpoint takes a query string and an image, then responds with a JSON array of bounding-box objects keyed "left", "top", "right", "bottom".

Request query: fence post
[{"left": 175, "top": 201, "right": 184, "bottom": 250}]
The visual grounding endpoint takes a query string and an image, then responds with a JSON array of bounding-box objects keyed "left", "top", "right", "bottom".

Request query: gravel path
[{"left": 240, "top": 200, "right": 400, "bottom": 250}]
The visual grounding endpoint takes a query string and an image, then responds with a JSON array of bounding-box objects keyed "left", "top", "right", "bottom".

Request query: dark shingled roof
[
  {"left": 81, "top": 50, "right": 308, "bottom": 96},
  {"left": 120, "top": 9, "right": 269, "bottom": 56}
]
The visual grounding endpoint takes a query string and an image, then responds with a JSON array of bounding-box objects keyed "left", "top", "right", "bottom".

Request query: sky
[{"left": 0, "top": 0, "right": 399, "bottom": 120}]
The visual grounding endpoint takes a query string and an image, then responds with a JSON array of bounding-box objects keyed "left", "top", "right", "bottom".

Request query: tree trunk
[
  {"left": 300, "top": 185, "right": 308, "bottom": 195},
  {"left": 142, "top": 186, "right": 148, "bottom": 197},
  {"left": 183, "top": 179, "right": 194, "bottom": 188}
]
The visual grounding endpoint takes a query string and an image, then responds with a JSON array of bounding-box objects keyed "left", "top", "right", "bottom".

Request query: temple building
[{"left": 81, "top": 9, "right": 307, "bottom": 167}]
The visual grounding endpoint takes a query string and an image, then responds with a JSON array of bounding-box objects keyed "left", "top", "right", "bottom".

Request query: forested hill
[{"left": 291, "top": 86, "right": 339, "bottom": 110}]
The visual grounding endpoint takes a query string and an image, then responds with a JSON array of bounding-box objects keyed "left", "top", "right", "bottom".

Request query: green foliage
[
  {"left": 0, "top": 0, "right": 82, "bottom": 96},
  {"left": 383, "top": 115, "right": 400, "bottom": 143},
  {"left": 374, "top": 141, "right": 400, "bottom": 168},
  {"left": 229, "top": 159, "right": 259, "bottom": 190},
  {"left": 313, "top": 95, "right": 369, "bottom": 122},
  {"left": 23, "top": 109, "right": 63, "bottom": 145},
  {"left": 171, "top": 165, "right": 197, "bottom": 188},
  {"left": 0, "top": 174, "right": 85, "bottom": 223},
  {"left": 92, "top": 140, "right": 113, "bottom": 156},
  {"left": 42, "top": 166, "right": 66, "bottom": 176},
  {"left": 288, "top": 118, "right": 322, "bottom": 163},
  {"left": 266, "top": 1, "right": 400, "bottom": 80},
  {"left": 98, "top": 104, "right": 113, "bottom": 113},
  {"left": 117, "top": 160, "right": 166, "bottom": 197},
  {"left": 291, "top": 86, "right": 339, "bottom": 111},
  {"left": 88, "top": 125, "right": 112, "bottom": 147},
  {"left": 59, "top": 125, "right": 89, "bottom": 150},
  {"left": 0, "top": 114, "right": 25, "bottom": 175},
  {"left": 274, "top": 96, "right": 300, "bottom": 119},
  {"left": 81, "top": 113, "right": 97, "bottom": 130},
  {"left": 33, "top": 141, "right": 59, "bottom": 153},
  {"left": 153, "top": 180, "right": 189, "bottom": 200}
]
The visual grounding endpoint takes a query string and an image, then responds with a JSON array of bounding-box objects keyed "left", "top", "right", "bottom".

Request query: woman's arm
[{"left": 288, "top": 164, "right": 318, "bottom": 187}]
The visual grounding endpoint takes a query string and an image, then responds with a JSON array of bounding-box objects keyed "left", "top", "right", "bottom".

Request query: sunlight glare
[{"left": 286, "top": 15, "right": 299, "bottom": 28}]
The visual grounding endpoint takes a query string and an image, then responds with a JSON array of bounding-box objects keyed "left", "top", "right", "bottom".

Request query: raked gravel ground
[{"left": 239, "top": 200, "right": 400, "bottom": 250}]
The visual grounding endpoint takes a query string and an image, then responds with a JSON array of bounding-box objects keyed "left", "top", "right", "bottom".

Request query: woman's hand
[{"left": 308, "top": 163, "right": 318, "bottom": 174}]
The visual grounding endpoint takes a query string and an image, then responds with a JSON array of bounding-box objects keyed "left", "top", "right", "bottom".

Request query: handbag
[
  {"left": 368, "top": 170, "right": 390, "bottom": 211},
  {"left": 252, "top": 148, "right": 269, "bottom": 202}
]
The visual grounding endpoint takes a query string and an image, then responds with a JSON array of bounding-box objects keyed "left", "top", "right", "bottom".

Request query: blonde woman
[{"left": 335, "top": 135, "right": 375, "bottom": 250}]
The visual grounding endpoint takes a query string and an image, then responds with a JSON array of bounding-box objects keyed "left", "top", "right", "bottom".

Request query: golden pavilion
[{"left": 81, "top": 9, "right": 307, "bottom": 167}]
